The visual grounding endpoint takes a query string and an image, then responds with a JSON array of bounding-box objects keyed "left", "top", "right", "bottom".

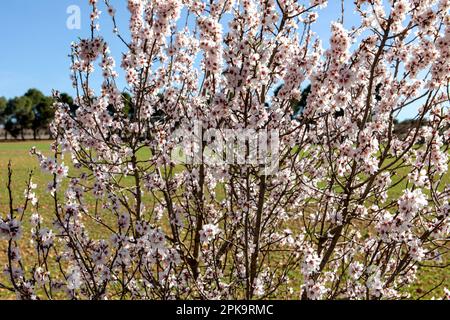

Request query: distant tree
[
  {"left": 122, "top": 92, "right": 134, "bottom": 118},
  {"left": 32, "top": 96, "right": 54, "bottom": 139},
  {"left": 393, "top": 118, "right": 430, "bottom": 140},
  {"left": 7, "top": 96, "right": 34, "bottom": 140},
  {"left": 295, "top": 84, "right": 311, "bottom": 116},
  {"left": 24, "top": 89, "right": 55, "bottom": 139},
  {"left": 0, "top": 96, "right": 6, "bottom": 124},
  {"left": 0, "top": 97, "right": 7, "bottom": 140},
  {"left": 4, "top": 117, "right": 21, "bottom": 139},
  {"left": 24, "top": 88, "right": 46, "bottom": 105},
  {"left": 58, "top": 92, "right": 81, "bottom": 120},
  {"left": 274, "top": 84, "right": 311, "bottom": 116}
]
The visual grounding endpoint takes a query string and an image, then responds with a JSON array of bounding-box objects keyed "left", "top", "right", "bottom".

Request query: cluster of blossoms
[
  {"left": 200, "top": 224, "right": 221, "bottom": 242},
  {"left": 328, "top": 22, "right": 351, "bottom": 66},
  {"left": 0, "top": 0, "right": 448, "bottom": 300},
  {"left": 198, "top": 17, "right": 224, "bottom": 76},
  {"left": 0, "top": 218, "right": 22, "bottom": 241}
]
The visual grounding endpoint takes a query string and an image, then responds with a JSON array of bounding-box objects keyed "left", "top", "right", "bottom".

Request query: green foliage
[
  {"left": 0, "top": 89, "right": 67, "bottom": 139},
  {"left": 24, "top": 88, "right": 46, "bottom": 105},
  {"left": 10, "top": 96, "right": 34, "bottom": 123},
  {"left": 294, "top": 84, "right": 311, "bottom": 115},
  {"left": 33, "top": 96, "right": 54, "bottom": 134},
  {"left": 0, "top": 97, "right": 6, "bottom": 111},
  {"left": 24, "top": 89, "right": 55, "bottom": 135},
  {"left": 122, "top": 92, "right": 134, "bottom": 118},
  {"left": 0, "top": 97, "right": 6, "bottom": 123},
  {"left": 5, "top": 96, "right": 34, "bottom": 138},
  {"left": 274, "top": 84, "right": 311, "bottom": 116}
]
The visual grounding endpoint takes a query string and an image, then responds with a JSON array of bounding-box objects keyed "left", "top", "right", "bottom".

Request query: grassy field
[{"left": 0, "top": 141, "right": 448, "bottom": 299}]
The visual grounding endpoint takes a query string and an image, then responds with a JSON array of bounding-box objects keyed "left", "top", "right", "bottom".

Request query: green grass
[
  {"left": 0, "top": 141, "right": 55, "bottom": 216},
  {"left": 0, "top": 141, "right": 448, "bottom": 299}
]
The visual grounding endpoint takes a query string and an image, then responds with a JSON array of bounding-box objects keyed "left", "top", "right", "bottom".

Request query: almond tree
[{"left": 1, "top": 0, "right": 449, "bottom": 300}]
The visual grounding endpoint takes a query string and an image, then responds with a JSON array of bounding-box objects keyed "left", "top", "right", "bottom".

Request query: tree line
[
  {"left": 0, "top": 89, "right": 74, "bottom": 140},
  {"left": 0, "top": 87, "right": 430, "bottom": 141}
]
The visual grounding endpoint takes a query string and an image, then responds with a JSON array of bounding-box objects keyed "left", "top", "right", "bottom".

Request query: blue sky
[
  {"left": 0, "top": 0, "right": 128, "bottom": 98},
  {"left": 0, "top": 0, "right": 416, "bottom": 119}
]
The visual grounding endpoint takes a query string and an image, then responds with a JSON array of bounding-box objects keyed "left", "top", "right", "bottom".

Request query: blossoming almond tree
[{"left": 1, "top": 0, "right": 449, "bottom": 300}]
